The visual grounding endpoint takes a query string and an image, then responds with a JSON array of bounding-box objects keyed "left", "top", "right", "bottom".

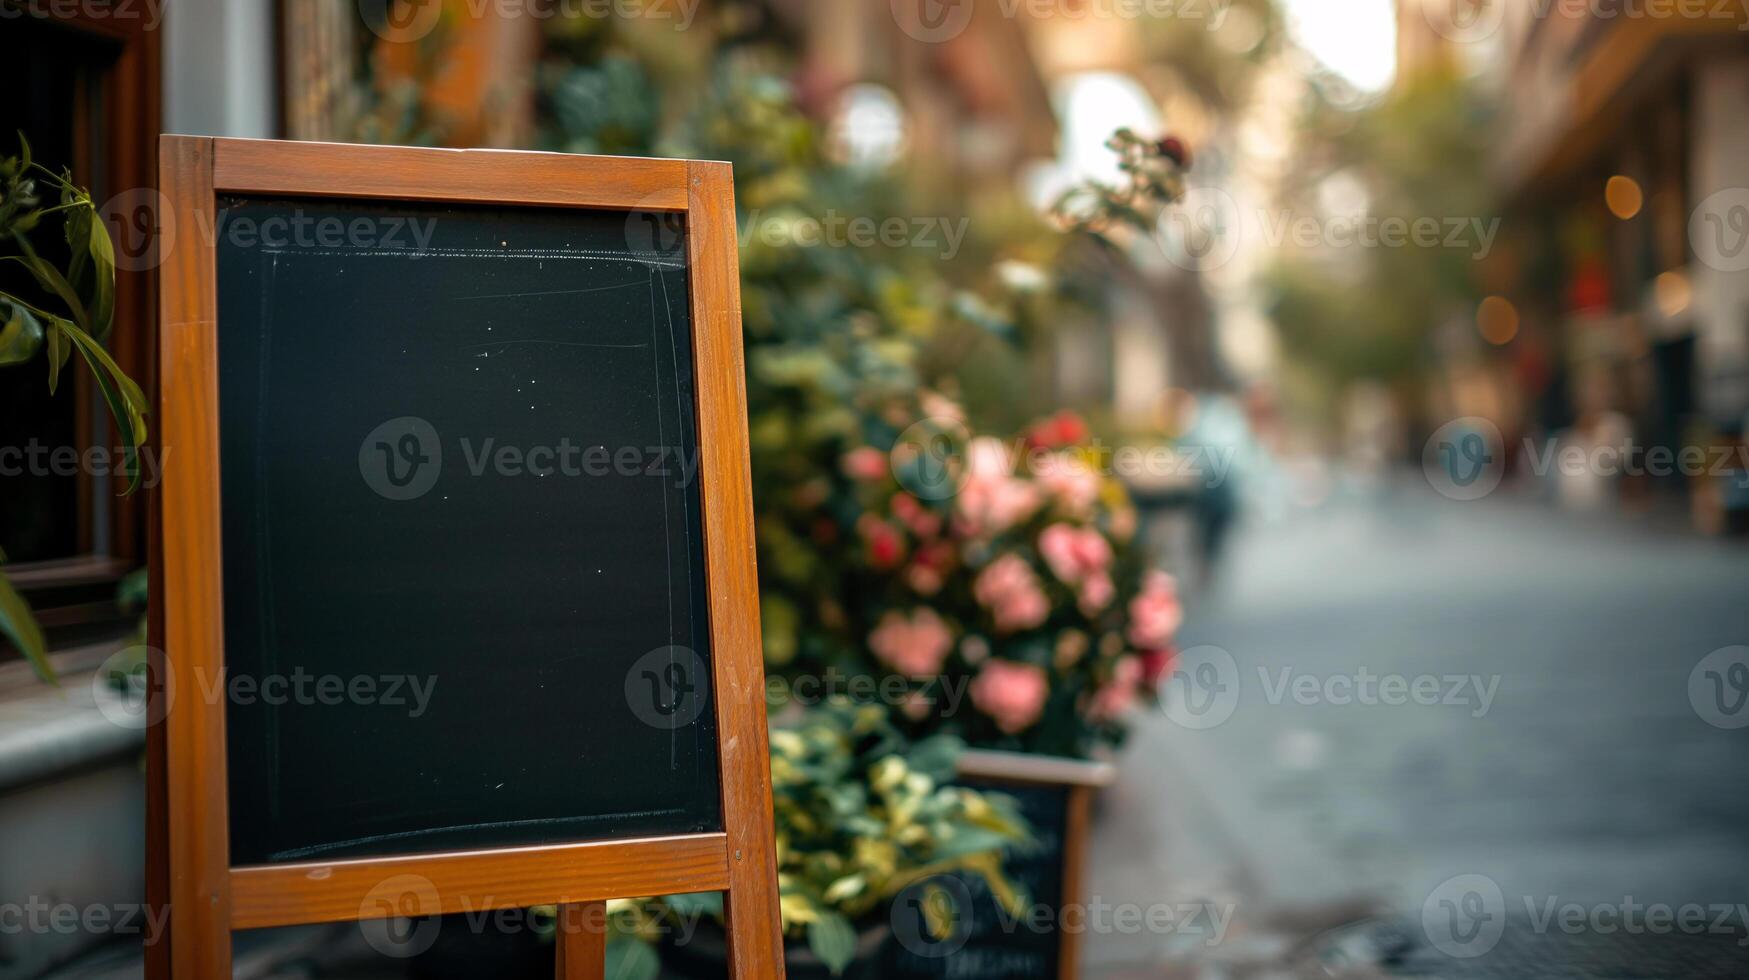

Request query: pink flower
[
  {"left": 906, "top": 541, "right": 953, "bottom": 597},
  {"left": 971, "top": 660, "right": 1049, "bottom": 734},
  {"left": 868, "top": 608, "right": 954, "bottom": 679},
  {"left": 974, "top": 554, "right": 1050, "bottom": 634},
  {"left": 1127, "top": 571, "right": 1183, "bottom": 649},
  {"left": 1078, "top": 572, "right": 1116, "bottom": 615},
  {"left": 841, "top": 446, "right": 890, "bottom": 482},
  {"left": 901, "top": 690, "right": 936, "bottom": 721},
  {"left": 891, "top": 493, "right": 944, "bottom": 539},
  {"left": 1038, "top": 456, "right": 1102, "bottom": 516},
  {"left": 1090, "top": 655, "right": 1143, "bottom": 721},
  {"left": 1038, "top": 524, "right": 1113, "bottom": 585},
  {"left": 956, "top": 438, "right": 1041, "bottom": 537}
]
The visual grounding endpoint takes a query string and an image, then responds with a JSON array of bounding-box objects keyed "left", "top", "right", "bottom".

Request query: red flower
[
  {"left": 859, "top": 516, "right": 905, "bottom": 569},
  {"left": 1156, "top": 136, "right": 1190, "bottom": 168},
  {"left": 1027, "top": 410, "right": 1090, "bottom": 450},
  {"left": 1139, "top": 646, "right": 1178, "bottom": 688}
]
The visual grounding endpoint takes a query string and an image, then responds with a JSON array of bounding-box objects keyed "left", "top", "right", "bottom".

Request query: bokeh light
[
  {"left": 1605, "top": 175, "right": 1643, "bottom": 220},
  {"left": 1477, "top": 295, "right": 1520, "bottom": 345}
]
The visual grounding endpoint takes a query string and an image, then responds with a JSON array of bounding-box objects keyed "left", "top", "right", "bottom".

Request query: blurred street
[{"left": 1089, "top": 478, "right": 1749, "bottom": 976}]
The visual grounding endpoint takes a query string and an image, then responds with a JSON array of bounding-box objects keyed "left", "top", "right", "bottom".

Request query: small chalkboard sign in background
[
  {"left": 148, "top": 138, "right": 783, "bottom": 980},
  {"left": 884, "top": 751, "right": 1115, "bottom": 980}
]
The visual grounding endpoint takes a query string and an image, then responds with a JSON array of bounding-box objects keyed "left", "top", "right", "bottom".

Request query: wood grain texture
[
  {"left": 556, "top": 901, "right": 608, "bottom": 980},
  {"left": 211, "top": 138, "right": 690, "bottom": 210},
  {"left": 229, "top": 834, "right": 731, "bottom": 930},
  {"left": 686, "top": 159, "right": 787, "bottom": 979},
  {"left": 1058, "top": 785, "right": 1094, "bottom": 980},
  {"left": 154, "top": 134, "right": 232, "bottom": 980}
]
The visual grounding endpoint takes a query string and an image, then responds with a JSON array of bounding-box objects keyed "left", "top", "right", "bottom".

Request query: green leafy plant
[
  {"left": 596, "top": 703, "right": 1031, "bottom": 977},
  {"left": 0, "top": 134, "right": 148, "bottom": 681}
]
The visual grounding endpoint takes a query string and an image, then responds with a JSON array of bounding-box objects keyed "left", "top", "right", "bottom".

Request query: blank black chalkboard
[{"left": 215, "top": 196, "right": 721, "bottom": 865}]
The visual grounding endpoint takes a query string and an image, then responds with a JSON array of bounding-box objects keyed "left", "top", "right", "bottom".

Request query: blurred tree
[{"left": 1264, "top": 65, "right": 1495, "bottom": 396}]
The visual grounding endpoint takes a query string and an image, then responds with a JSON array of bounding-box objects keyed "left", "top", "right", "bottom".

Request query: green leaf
[
  {"left": 3, "top": 244, "right": 87, "bottom": 330},
  {"left": 58, "top": 320, "right": 149, "bottom": 495},
  {"left": 67, "top": 199, "right": 114, "bottom": 341},
  {"left": 45, "top": 319, "right": 71, "bottom": 393},
  {"left": 805, "top": 911, "right": 857, "bottom": 976},
  {"left": 117, "top": 567, "right": 148, "bottom": 612},
  {"left": 604, "top": 935, "right": 660, "bottom": 980},
  {"left": 0, "top": 299, "right": 44, "bottom": 365},
  {"left": 0, "top": 573, "right": 55, "bottom": 685}
]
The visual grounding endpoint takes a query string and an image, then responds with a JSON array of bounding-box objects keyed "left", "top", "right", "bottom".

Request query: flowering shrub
[
  {"left": 536, "top": 31, "right": 1191, "bottom": 759},
  {"left": 796, "top": 408, "right": 1185, "bottom": 757}
]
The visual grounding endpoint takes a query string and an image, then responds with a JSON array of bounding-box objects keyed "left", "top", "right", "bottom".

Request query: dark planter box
[{"left": 879, "top": 751, "right": 1115, "bottom": 980}]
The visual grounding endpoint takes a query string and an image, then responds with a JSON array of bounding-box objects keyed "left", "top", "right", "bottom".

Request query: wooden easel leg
[
  {"left": 556, "top": 901, "right": 606, "bottom": 980},
  {"left": 1058, "top": 785, "right": 1094, "bottom": 980}
]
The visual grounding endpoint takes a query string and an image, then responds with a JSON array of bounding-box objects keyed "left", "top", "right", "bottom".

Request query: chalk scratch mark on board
[
  {"left": 267, "top": 809, "right": 691, "bottom": 862},
  {"left": 461, "top": 339, "right": 650, "bottom": 351},
  {"left": 455, "top": 280, "right": 646, "bottom": 301}
]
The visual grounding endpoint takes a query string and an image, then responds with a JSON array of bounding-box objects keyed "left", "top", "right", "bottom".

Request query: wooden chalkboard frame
[{"left": 148, "top": 136, "right": 783, "bottom": 980}]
